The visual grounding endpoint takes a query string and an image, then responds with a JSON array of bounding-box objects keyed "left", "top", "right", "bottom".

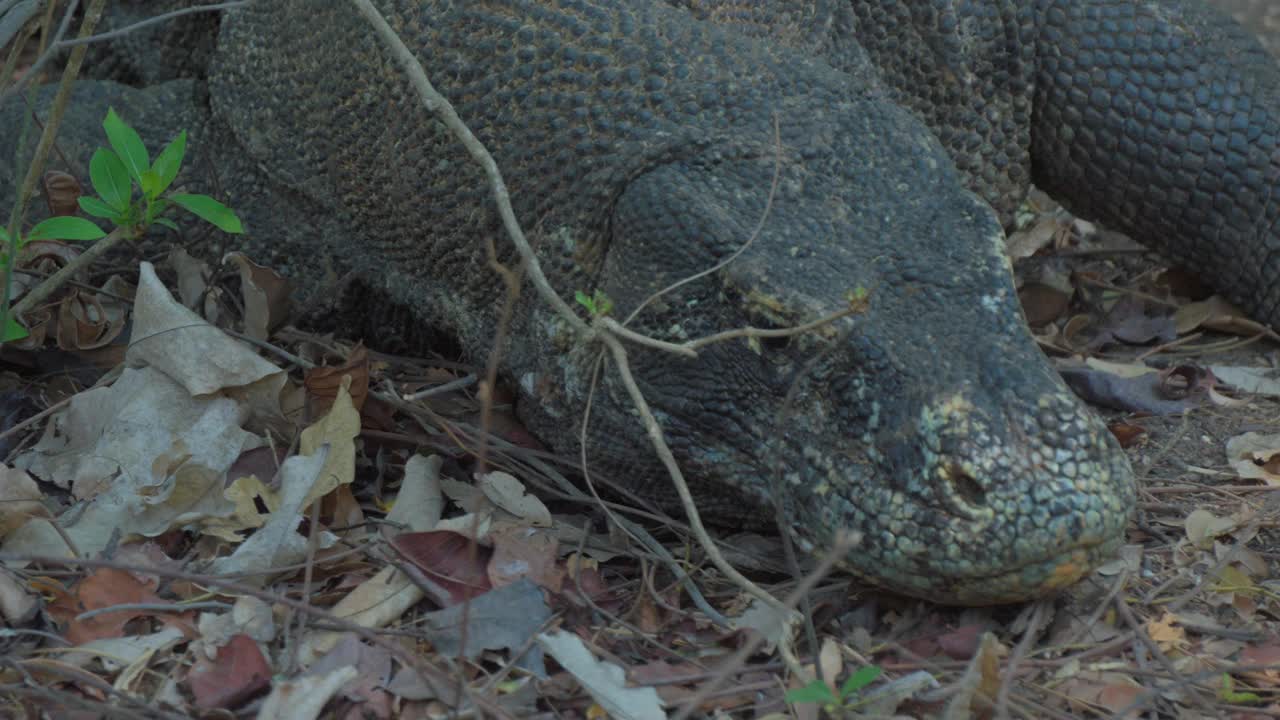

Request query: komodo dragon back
[{"left": 6, "top": 0, "right": 1279, "bottom": 604}]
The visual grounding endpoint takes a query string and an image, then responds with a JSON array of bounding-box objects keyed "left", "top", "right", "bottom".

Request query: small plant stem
[
  {"left": 7, "top": 225, "right": 131, "bottom": 320},
  {"left": 1, "top": 0, "right": 105, "bottom": 343}
]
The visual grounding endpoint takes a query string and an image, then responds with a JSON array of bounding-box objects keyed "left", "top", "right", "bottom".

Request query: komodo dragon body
[{"left": 4, "top": 0, "right": 1279, "bottom": 604}]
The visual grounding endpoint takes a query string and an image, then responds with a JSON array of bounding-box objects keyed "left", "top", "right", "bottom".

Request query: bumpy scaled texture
[{"left": 3, "top": 0, "right": 1277, "bottom": 603}]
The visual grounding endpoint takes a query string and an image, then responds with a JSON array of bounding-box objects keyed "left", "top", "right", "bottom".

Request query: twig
[
  {"left": 7, "top": 225, "right": 131, "bottom": 321},
  {"left": 996, "top": 600, "right": 1047, "bottom": 720},
  {"left": 57, "top": 1, "right": 251, "bottom": 47},
  {"left": 671, "top": 533, "right": 854, "bottom": 720},
  {"left": 1113, "top": 594, "right": 1218, "bottom": 717},
  {"left": 0, "top": 0, "right": 78, "bottom": 109},
  {"left": 0, "top": 1, "right": 243, "bottom": 109},
  {"left": 621, "top": 113, "right": 784, "bottom": 326},
  {"left": 402, "top": 372, "right": 477, "bottom": 401},
  {"left": 346, "top": 0, "right": 588, "bottom": 337},
  {"left": 75, "top": 600, "right": 232, "bottom": 621},
  {"left": 577, "top": 350, "right": 730, "bottom": 628},
  {"left": 1, "top": 0, "right": 100, "bottom": 340},
  {"left": 600, "top": 331, "right": 807, "bottom": 677}
]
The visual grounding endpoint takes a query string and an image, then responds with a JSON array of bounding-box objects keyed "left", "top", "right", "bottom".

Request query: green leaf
[
  {"left": 27, "top": 216, "right": 107, "bottom": 242},
  {"left": 139, "top": 169, "right": 161, "bottom": 200},
  {"left": 150, "top": 130, "right": 186, "bottom": 195},
  {"left": 146, "top": 197, "right": 171, "bottom": 224},
  {"left": 1220, "top": 674, "right": 1263, "bottom": 705},
  {"left": 0, "top": 314, "right": 28, "bottom": 342},
  {"left": 574, "top": 289, "right": 595, "bottom": 314},
  {"left": 840, "top": 666, "right": 882, "bottom": 698},
  {"left": 89, "top": 147, "right": 132, "bottom": 211},
  {"left": 153, "top": 218, "right": 180, "bottom": 232},
  {"left": 78, "top": 196, "right": 121, "bottom": 220},
  {"left": 592, "top": 290, "right": 613, "bottom": 316},
  {"left": 785, "top": 680, "right": 836, "bottom": 705},
  {"left": 170, "top": 193, "right": 243, "bottom": 234},
  {"left": 0, "top": 227, "right": 9, "bottom": 245},
  {"left": 103, "top": 108, "right": 150, "bottom": 186}
]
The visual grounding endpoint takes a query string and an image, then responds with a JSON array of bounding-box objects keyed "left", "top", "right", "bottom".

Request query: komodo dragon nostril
[{"left": 942, "top": 462, "right": 988, "bottom": 512}]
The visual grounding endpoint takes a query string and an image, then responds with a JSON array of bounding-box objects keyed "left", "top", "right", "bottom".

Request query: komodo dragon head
[{"left": 577, "top": 109, "right": 1135, "bottom": 604}]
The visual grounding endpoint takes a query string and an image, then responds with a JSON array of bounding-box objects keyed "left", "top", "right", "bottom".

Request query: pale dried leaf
[
  {"left": 256, "top": 665, "right": 358, "bottom": 720},
  {"left": 536, "top": 630, "right": 665, "bottom": 720}
]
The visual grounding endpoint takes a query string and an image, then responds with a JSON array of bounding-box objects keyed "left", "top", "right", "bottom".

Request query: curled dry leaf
[
  {"left": 304, "top": 343, "right": 370, "bottom": 414},
  {"left": 41, "top": 170, "right": 82, "bottom": 217},
  {"left": 1175, "top": 295, "right": 1280, "bottom": 340},
  {"left": 56, "top": 289, "right": 126, "bottom": 351},
  {"left": 168, "top": 247, "right": 211, "bottom": 310},
  {"left": 1226, "top": 432, "right": 1280, "bottom": 485},
  {"left": 1185, "top": 509, "right": 1238, "bottom": 550},
  {"left": 223, "top": 251, "right": 294, "bottom": 341},
  {"left": 479, "top": 470, "right": 552, "bottom": 526}
]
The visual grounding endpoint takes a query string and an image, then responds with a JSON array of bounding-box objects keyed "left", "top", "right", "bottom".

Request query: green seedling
[
  {"left": 1, "top": 108, "right": 243, "bottom": 341},
  {"left": 785, "top": 665, "right": 883, "bottom": 715},
  {"left": 574, "top": 288, "right": 613, "bottom": 317}
]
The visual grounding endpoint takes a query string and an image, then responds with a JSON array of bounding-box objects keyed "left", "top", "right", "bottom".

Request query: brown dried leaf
[
  {"left": 55, "top": 569, "right": 173, "bottom": 645},
  {"left": 1145, "top": 612, "right": 1186, "bottom": 653},
  {"left": 1018, "top": 282, "right": 1072, "bottom": 326},
  {"left": 1107, "top": 422, "right": 1147, "bottom": 448},
  {"left": 41, "top": 171, "right": 81, "bottom": 217},
  {"left": 389, "top": 530, "right": 493, "bottom": 605},
  {"left": 305, "top": 343, "right": 370, "bottom": 414},
  {"left": 187, "top": 633, "right": 272, "bottom": 710},
  {"left": 223, "top": 251, "right": 294, "bottom": 340},
  {"left": 55, "top": 289, "right": 126, "bottom": 351},
  {"left": 488, "top": 524, "right": 562, "bottom": 590}
]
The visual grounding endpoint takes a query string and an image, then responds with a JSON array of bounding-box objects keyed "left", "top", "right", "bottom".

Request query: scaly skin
[{"left": 4, "top": 0, "right": 1277, "bottom": 603}]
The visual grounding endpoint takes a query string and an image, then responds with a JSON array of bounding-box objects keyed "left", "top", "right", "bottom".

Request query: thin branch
[
  {"left": 1, "top": 0, "right": 95, "bottom": 339},
  {"left": 622, "top": 113, "right": 784, "bottom": 326},
  {"left": 670, "top": 533, "right": 853, "bottom": 720},
  {"left": 8, "top": 224, "right": 132, "bottom": 319},
  {"left": 75, "top": 600, "right": 232, "bottom": 622},
  {"left": 56, "top": 1, "right": 250, "bottom": 47},
  {"left": 599, "top": 331, "right": 809, "bottom": 681},
  {"left": 0, "top": 0, "right": 79, "bottom": 110},
  {"left": 346, "top": 0, "right": 589, "bottom": 337}
]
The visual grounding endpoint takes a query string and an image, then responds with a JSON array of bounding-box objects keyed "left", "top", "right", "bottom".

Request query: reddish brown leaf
[
  {"left": 187, "top": 634, "right": 272, "bottom": 710},
  {"left": 389, "top": 530, "right": 493, "bottom": 605},
  {"left": 54, "top": 569, "right": 170, "bottom": 645},
  {"left": 1107, "top": 422, "right": 1147, "bottom": 448},
  {"left": 488, "top": 526, "right": 562, "bottom": 591},
  {"left": 937, "top": 624, "right": 983, "bottom": 660},
  {"left": 305, "top": 344, "right": 370, "bottom": 414}
]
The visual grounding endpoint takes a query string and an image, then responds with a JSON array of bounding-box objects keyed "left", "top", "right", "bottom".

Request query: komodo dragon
[{"left": 2, "top": 0, "right": 1279, "bottom": 605}]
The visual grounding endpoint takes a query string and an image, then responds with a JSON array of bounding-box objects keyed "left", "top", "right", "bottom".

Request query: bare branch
[{"left": 57, "top": 1, "right": 250, "bottom": 47}]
